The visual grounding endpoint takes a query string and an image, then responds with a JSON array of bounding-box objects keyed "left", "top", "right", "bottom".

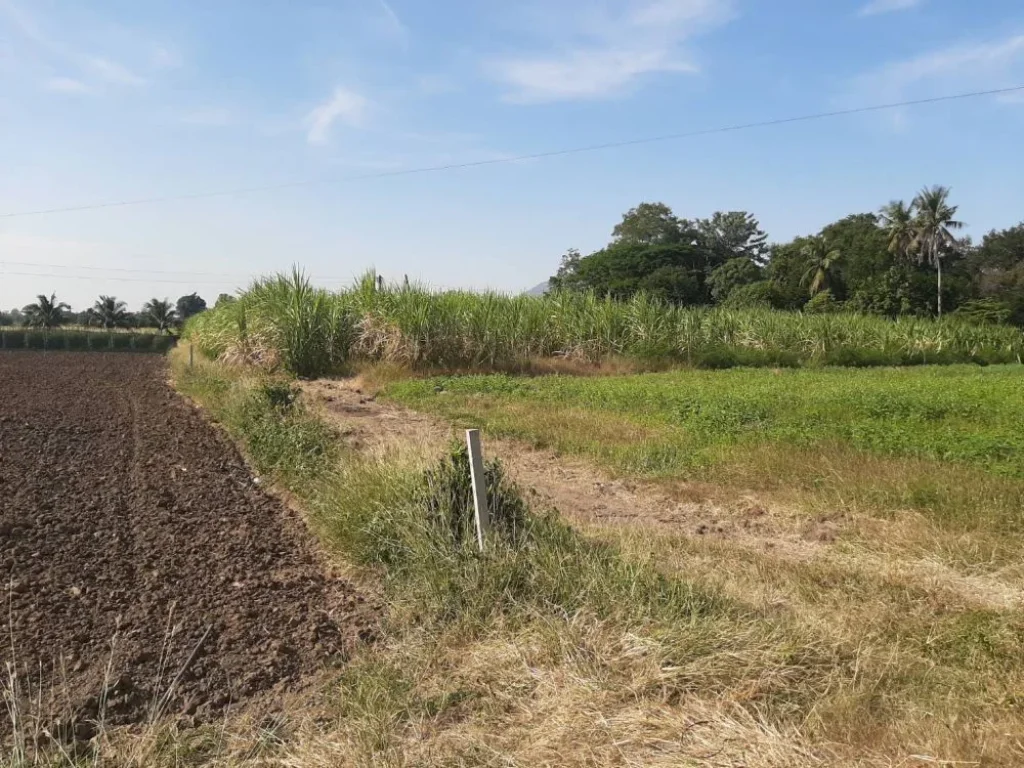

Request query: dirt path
[
  {"left": 0, "top": 353, "right": 375, "bottom": 738},
  {"left": 304, "top": 378, "right": 1024, "bottom": 613},
  {"left": 304, "top": 379, "right": 826, "bottom": 553}
]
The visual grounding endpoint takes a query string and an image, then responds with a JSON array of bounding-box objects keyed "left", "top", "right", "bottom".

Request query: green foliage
[
  {"left": 174, "top": 358, "right": 724, "bottom": 630},
  {"left": 142, "top": 297, "right": 177, "bottom": 332},
  {"left": 611, "top": 202, "right": 687, "bottom": 246},
  {"left": 557, "top": 242, "right": 706, "bottom": 303},
  {"left": 707, "top": 257, "right": 763, "bottom": 301},
  {"left": 954, "top": 298, "right": 1013, "bottom": 326},
  {"left": 696, "top": 210, "right": 769, "bottom": 267},
  {"left": 21, "top": 293, "right": 70, "bottom": 329},
  {"left": 184, "top": 271, "right": 1024, "bottom": 377},
  {"left": 800, "top": 237, "right": 843, "bottom": 296},
  {"left": 419, "top": 443, "right": 528, "bottom": 549},
  {"left": 176, "top": 292, "right": 208, "bottom": 322},
  {"left": 387, "top": 364, "right": 1024, "bottom": 489},
  {"left": 88, "top": 295, "right": 129, "bottom": 329},
  {"left": 804, "top": 289, "right": 840, "bottom": 314},
  {"left": 0, "top": 329, "right": 176, "bottom": 352}
]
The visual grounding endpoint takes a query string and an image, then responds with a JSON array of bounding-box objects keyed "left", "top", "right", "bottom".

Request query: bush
[{"left": 804, "top": 290, "right": 840, "bottom": 314}]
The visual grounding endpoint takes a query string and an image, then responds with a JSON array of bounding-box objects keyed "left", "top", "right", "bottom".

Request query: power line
[
  {"left": 1, "top": 84, "right": 1021, "bottom": 221},
  {"left": 0, "top": 269, "right": 250, "bottom": 285},
  {"left": 0, "top": 259, "right": 350, "bottom": 281}
]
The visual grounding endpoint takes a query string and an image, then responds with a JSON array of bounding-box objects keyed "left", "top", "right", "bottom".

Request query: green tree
[
  {"left": 611, "top": 203, "right": 686, "bottom": 246},
  {"left": 142, "top": 298, "right": 178, "bottom": 332},
  {"left": 21, "top": 293, "right": 70, "bottom": 329},
  {"left": 559, "top": 242, "right": 705, "bottom": 304},
  {"left": 707, "top": 257, "right": 763, "bottom": 302},
  {"left": 912, "top": 185, "right": 963, "bottom": 317},
  {"left": 970, "top": 224, "right": 1024, "bottom": 326},
  {"left": 800, "top": 238, "right": 842, "bottom": 296},
  {"left": 696, "top": 211, "right": 769, "bottom": 268},
  {"left": 215, "top": 293, "right": 237, "bottom": 308},
  {"left": 879, "top": 200, "right": 917, "bottom": 261},
  {"left": 175, "top": 293, "right": 207, "bottom": 321},
  {"left": 88, "top": 295, "right": 129, "bottom": 329},
  {"left": 549, "top": 248, "right": 583, "bottom": 291}
]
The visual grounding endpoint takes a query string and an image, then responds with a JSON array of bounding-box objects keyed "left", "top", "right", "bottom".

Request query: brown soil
[{"left": 0, "top": 353, "right": 375, "bottom": 740}]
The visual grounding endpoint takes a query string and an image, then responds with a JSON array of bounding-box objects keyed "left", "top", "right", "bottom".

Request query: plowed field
[{"left": 0, "top": 353, "right": 373, "bottom": 739}]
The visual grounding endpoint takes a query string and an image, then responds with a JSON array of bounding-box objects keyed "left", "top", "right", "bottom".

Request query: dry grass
[{"left": 19, "top": 353, "right": 1019, "bottom": 767}]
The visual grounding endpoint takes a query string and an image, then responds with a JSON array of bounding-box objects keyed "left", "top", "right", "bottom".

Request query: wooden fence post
[
  {"left": 465, "top": 429, "right": 490, "bottom": 551},
  {"left": 189, "top": 343, "right": 194, "bottom": 368}
]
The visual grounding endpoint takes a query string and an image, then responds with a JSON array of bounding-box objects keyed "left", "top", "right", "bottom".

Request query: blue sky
[{"left": 2, "top": 0, "right": 1023, "bottom": 310}]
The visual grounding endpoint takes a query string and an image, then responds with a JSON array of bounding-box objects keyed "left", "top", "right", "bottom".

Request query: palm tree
[
  {"left": 22, "top": 293, "right": 70, "bottom": 329},
  {"left": 88, "top": 295, "right": 129, "bottom": 329},
  {"left": 800, "top": 237, "right": 842, "bottom": 296},
  {"left": 142, "top": 298, "right": 177, "bottom": 333},
  {"left": 912, "top": 185, "right": 963, "bottom": 317},
  {"left": 878, "top": 200, "right": 916, "bottom": 260}
]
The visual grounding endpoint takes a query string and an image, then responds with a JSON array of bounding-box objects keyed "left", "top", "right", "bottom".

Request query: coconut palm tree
[
  {"left": 800, "top": 237, "right": 842, "bottom": 296},
  {"left": 22, "top": 293, "right": 70, "bottom": 329},
  {"left": 878, "top": 200, "right": 916, "bottom": 260},
  {"left": 88, "top": 295, "right": 129, "bottom": 329},
  {"left": 142, "top": 298, "right": 177, "bottom": 333},
  {"left": 912, "top": 185, "right": 963, "bottom": 317}
]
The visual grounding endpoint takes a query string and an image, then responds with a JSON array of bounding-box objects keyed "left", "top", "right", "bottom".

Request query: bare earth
[{"left": 0, "top": 353, "right": 375, "bottom": 740}]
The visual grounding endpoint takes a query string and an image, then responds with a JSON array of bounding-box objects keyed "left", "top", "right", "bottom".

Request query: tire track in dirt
[{"left": 0, "top": 353, "right": 376, "bottom": 740}]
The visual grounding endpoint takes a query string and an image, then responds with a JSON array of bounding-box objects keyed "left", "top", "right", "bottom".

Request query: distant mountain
[{"left": 525, "top": 280, "right": 551, "bottom": 297}]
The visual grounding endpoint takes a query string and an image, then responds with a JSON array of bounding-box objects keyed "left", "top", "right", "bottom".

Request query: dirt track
[{"left": 0, "top": 352, "right": 374, "bottom": 737}]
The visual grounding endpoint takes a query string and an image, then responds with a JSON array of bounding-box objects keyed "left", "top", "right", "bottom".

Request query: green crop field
[
  {"left": 0, "top": 328, "right": 177, "bottom": 353},
  {"left": 386, "top": 364, "right": 1024, "bottom": 546},
  {"left": 184, "top": 271, "right": 1024, "bottom": 377},
  {"left": 387, "top": 364, "right": 1024, "bottom": 479}
]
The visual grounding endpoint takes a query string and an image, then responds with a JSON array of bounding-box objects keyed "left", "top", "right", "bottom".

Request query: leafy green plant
[{"left": 183, "top": 270, "right": 1024, "bottom": 377}]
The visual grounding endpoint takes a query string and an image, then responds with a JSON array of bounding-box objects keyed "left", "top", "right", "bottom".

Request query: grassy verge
[
  {"left": 385, "top": 365, "right": 1024, "bottom": 564},
  {"left": 161, "top": 350, "right": 1024, "bottom": 766}
]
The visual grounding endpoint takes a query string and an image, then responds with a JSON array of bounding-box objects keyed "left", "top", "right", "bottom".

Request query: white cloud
[
  {"left": 374, "top": 0, "right": 405, "bottom": 35},
  {"left": 487, "top": 0, "right": 735, "bottom": 103},
  {"left": 305, "top": 87, "right": 369, "bottom": 144},
  {"left": 858, "top": 0, "right": 924, "bottom": 17},
  {"left": 45, "top": 76, "right": 93, "bottom": 94},
  {"left": 0, "top": 1, "right": 161, "bottom": 91},
  {"left": 845, "top": 33, "right": 1024, "bottom": 108}
]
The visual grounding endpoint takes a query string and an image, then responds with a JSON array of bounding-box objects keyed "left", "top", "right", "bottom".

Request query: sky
[{"left": 2, "top": 0, "right": 1024, "bottom": 310}]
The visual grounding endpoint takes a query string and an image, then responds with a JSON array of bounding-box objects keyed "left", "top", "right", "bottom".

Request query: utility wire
[
  {"left": 0, "top": 259, "right": 349, "bottom": 281},
  {"left": 1, "top": 84, "right": 1021, "bottom": 221},
  {"left": 0, "top": 269, "right": 254, "bottom": 285}
]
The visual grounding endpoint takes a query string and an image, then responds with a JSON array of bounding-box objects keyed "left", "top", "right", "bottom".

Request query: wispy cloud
[
  {"left": 487, "top": 0, "right": 736, "bottom": 103},
  {"left": 44, "top": 76, "right": 93, "bottom": 94},
  {"left": 374, "top": 0, "right": 405, "bottom": 35},
  {"left": 858, "top": 0, "right": 924, "bottom": 17},
  {"left": 305, "top": 87, "right": 369, "bottom": 144},
  {"left": 842, "top": 33, "right": 1024, "bottom": 127},
  {"left": 0, "top": 0, "right": 160, "bottom": 92}
]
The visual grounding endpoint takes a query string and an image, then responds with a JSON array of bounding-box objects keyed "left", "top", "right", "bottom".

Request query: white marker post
[{"left": 465, "top": 429, "right": 490, "bottom": 551}]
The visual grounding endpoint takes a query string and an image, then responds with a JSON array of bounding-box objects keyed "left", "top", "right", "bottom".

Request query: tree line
[
  {"left": 0, "top": 292, "right": 238, "bottom": 332},
  {"left": 550, "top": 186, "right": 1024, "bottom": 326}
]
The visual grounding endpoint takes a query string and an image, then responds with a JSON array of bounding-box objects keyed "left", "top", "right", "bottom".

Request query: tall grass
[{"left": 184, "top": 270, "right": 1024, "bottom": 377}]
